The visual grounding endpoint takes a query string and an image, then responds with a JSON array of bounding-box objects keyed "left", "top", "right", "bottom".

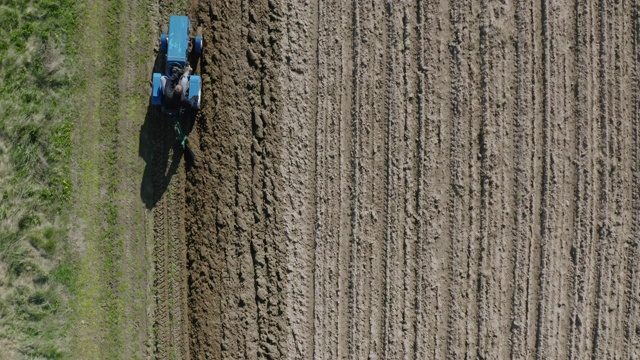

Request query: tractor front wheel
[
  {"left": 194, "top": 26, "right": 203, "bottom": 54},
  {"left": 160, "top": 24, "right": 168, "bottom": 52},
  {"left": 160, "top": 34, "right": 168, "bottom": 52}
]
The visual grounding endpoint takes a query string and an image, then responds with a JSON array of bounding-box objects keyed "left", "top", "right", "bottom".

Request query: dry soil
[{"left": 151, "top": 0, "right": 640, "bottom": 359}]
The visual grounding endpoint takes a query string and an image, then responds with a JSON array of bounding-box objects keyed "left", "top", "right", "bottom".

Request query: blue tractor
[{"left": 150, "top": 16, "right": 203, "bottom": 160}]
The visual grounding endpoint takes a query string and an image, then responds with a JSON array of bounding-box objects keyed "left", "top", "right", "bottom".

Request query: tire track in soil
[
  {"left": 446, "top": 1, "right": 483, "bottom": 358},
  {"left": 549, "top": 4, "right": 577, "bottom": 358},
  {"left": 477, "top": 2, "right": 515, "bottom": 358},
  {"left": 609, "top": 3, "right": 632, "bottom": 356},
  {"left": 535, "top": 2, "right": 577, "bottom": 358},
  {"left": 415, "top": 1, "right": 452, "bottom": 358},
  {"left": 536, "top": 1, "right": 561, "bottom": 357},
  {"left": 382, "top": 2, "right": 421, "bottom": 358},
  {"left": 352, "top": 1, "right": 388, "bottom": 358},
  {"left": 570, "top": 1, "right": 599, "bottom": 357},
  {"left": 593, "top": 2, "right": 615, "bottom": 358},
  {"left": 153, "top": 191, "right": 170, "bottom": 360},
  {"left": 313, "top": 1, "right": 354, "bottom": 358},
  {"left": 348, "top": 2, "right": 363, "bottom": 357},
  {"left": 611, "top": 2, "right": 633, "bottom": 356},
  {"left": 169, "top": 173, "right": 189, "bottom": 359},
  {"left": 594, "top": 2, "right": 636, "bottom": 358},
  {"left": 398, "top": 3, "right": 420, "bottom": 359},
  {"left": 511, "top": 1, "right": 537, "bottom": 358},
  {"left": 152, "top": 119, "right": 189, "bottom": 360}
]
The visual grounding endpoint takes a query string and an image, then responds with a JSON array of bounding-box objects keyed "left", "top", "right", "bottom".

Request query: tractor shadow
[
  {"left": 139, "top": 49, "right": 196, "bottom": 209},
  {"left": 139, "top": 104, "right": 179, "bottom": 210},
  {"left": 139, "top": 43, "right": 200, "bottom": 209},
  {"left": 139, "top": 102, "right": 198, "bottom": 210},
  {"left": 140, "top": 99, "right": 200, "bottom": 210}
]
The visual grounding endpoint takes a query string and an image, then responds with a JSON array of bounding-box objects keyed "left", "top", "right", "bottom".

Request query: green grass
[{"left": 0, "top": 0, "right": 78, "bottom": 357}]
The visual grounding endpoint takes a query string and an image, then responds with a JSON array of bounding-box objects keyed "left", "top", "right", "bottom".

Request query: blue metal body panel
[
  {"left": 151, "top": 73, "right": 163, "bottom": 105},
  {"left": 188, "top": 75, "right": 201, "bottom": 108},
  {"left": 151, "top": 15, "right": 203, "bottom": 110},
  {"left": 166, "top": 16, "right": 190, "bottom": 70}
]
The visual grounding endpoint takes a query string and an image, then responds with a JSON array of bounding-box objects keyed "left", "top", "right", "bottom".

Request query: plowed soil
[{"left": 154, "top": 0, "right": 640, "bottom": 358}]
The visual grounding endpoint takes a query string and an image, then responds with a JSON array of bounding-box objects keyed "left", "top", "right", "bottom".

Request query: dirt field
[{"left": 146, "top": 0, "right": 640, "bottom": 358}]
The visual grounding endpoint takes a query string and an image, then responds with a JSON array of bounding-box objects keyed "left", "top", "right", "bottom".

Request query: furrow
[
  {"left": 510, "top": 2, "right": 536, "bottom": 358},
  {"left": 446, "top": 1, "right": 468, "bottom": 356},
  {"left": 496, "top": 3, "right": 516, "bottom": 358},
  {"left": 338, "top": 1, "right": 355, "bottom": 358},
  {"left": 569, "top": 1, "right": 598, "bottom": 357},
  {"left": 383, "top": 1, "right": 401, "bottom": 358},
  {"left": 550, "top": 3, "right": 577, "bottom": 358},
  {"left": 537, "top": 2, "right": 576, "bottom": 358},
  {"left": 480, "top": 2, "right": 516, "bottom": 358},
  {"left": 428, "top": 1, "right": 452, "bottom": 358},
  {"left": 535, "top": 0, "right": 553, "bottom": 357},
  {"left": 314, "top": 1, "right": 346, "bottom": 358},
  {"left": 591, "top": 1, "right": 605, "bottom": 357},
  {"left": 413, "top": 1, "right": 427, "bottom": 358},
  {"left": 399, "top": 3, "right": 419, "bottom": 359},
  {"left": 365, "top": 1, "right": 389, "bottom": 358},
  {"left": 477, "top": 2, "right": 490, "bottom": 355},
  {"left": 593, "top": 2, "right": 613, "bottom": 358},
  {"left": 476, "top": 1, "right": 516, "bottom": 357},
  {"left": 527, "top": 2, "right": 545, "bottom": 357},
  {"left": 446, "top": 1, "right": 480, "bottom": 358},
  {"left": 349, "top": 1, "right": 388, "bottom": 358},
  {"left": 348, "top": 0, "right": 361, "bottom": 358},
  {"left": 313, "top": 1, "right": 329, "bottom": 352}
]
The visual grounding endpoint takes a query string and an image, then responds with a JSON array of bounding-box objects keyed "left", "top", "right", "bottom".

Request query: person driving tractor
[{"left": 161, "top": 65, "right": 199, "bottom": 109}]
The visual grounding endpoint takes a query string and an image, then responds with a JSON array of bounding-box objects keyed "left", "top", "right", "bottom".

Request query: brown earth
[{"left": 152, "top": 0, "right": 640, "bottom": 358}]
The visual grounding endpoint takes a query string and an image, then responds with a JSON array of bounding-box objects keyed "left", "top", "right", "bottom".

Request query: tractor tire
[
  {"left": 194, "top": 26, "right": 203, "bottom": 53},
  {"left": 160, "top": 24, "right": 169, "bottom": 52},
  {"left": 160, "top": 34, "right": 168, "bottom": 52},
  {"left": 195, "top": 35, "right": 203, "bottom": 54}
]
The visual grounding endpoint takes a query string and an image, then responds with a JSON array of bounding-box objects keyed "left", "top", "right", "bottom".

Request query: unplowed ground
[{"left": 154, "top": 0, "right": 640, "bottom": 358}]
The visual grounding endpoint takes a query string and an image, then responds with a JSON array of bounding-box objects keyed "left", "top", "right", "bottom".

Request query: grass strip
[{"left": 0, "top": 0, "right": 78, "bottom": 358}]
